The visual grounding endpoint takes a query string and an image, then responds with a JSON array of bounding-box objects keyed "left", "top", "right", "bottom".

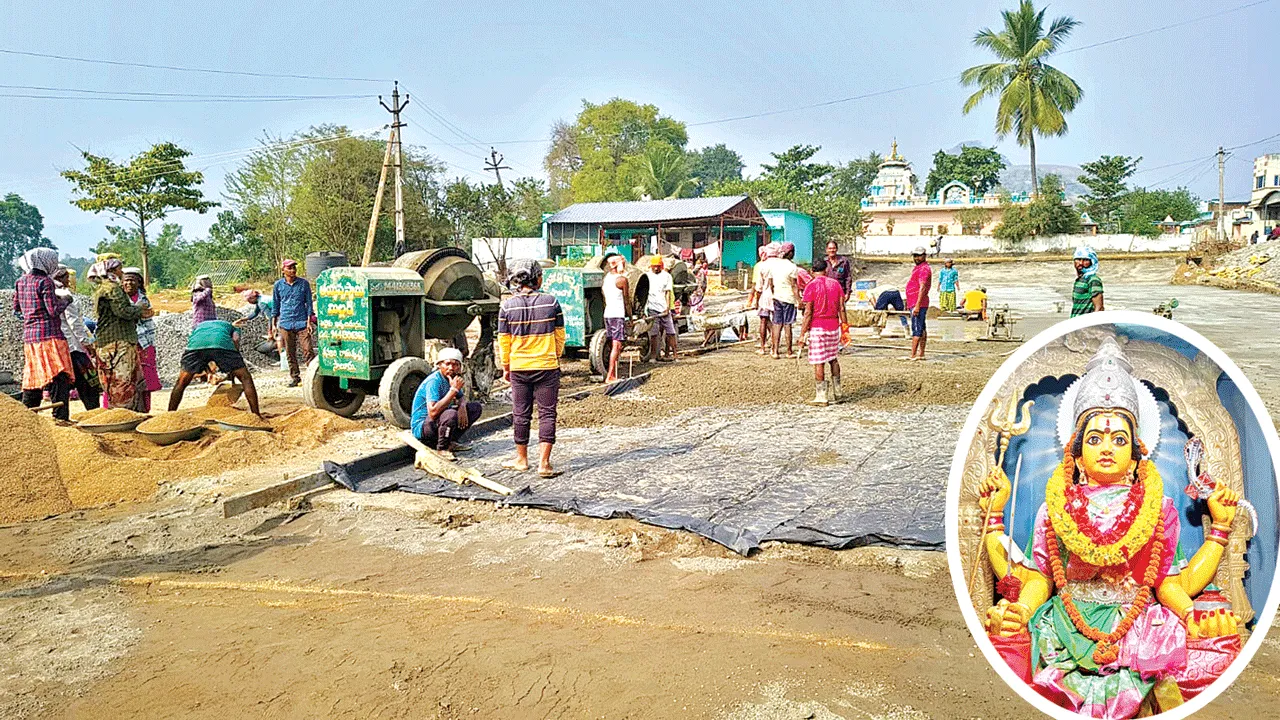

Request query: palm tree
[
  {"left": 630, "top": 144, "right": 699, "bottom": 200},
  {"left": 961, "top": 0, "right": 1082, "bottom": 196}
]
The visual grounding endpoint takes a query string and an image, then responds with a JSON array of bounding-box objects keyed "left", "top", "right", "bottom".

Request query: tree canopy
[
  {"left": 923, "top": 146, "right": 1007, "bottom": 197},
  {"left": 828, "top": 152, "right": 883, "bottom": 201},
  {"left": 1077, "top": 155, "right": 1141, "bottom": 233},
  {"left": 961, "top": 1, "right": 1083, "bottom": 195},
  {"left": 1119, "top": 187, "right": 1200, "bottom": 237},
  {"left": 1, "top": 193, "right": 52, "bottom": 288},
  {"left": 567, "top": 99, "right": 689, "bottom": 202},
  {"left": 687, "top": 144, "right": 744, "bottom": 195},
  {"left": 62, "top": 142, "right": 216, "bottom": 286},
  {"left": 993, "top": 174, "right": 1081, "bottom": 243}
]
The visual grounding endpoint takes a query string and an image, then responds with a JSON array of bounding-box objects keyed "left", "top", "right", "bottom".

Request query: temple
[{"left": 860, "top": 141, "right": 1029, "bottom": 237}]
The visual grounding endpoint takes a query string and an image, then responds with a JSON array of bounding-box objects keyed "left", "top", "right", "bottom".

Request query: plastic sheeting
[{"left": 324, "top": 402, "right": 965, "bottom": 556}]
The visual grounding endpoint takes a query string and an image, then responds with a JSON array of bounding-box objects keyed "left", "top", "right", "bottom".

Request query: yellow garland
[{"left": 1045, "top": 459, "right": 1163, "bottom": 567}]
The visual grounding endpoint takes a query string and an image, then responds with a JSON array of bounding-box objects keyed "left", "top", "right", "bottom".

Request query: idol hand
[
  {"left": 1187, "top": 609, "right": 1240, "bottom": 639},
  {"left": 1208, "top": 486, "right": 1240, "bottom": 526},
  {"left": 979, "top": 468, "right": 1011, "bottom": 514},
  {"left": 985, "top": 599, "right": 1031, "bottom": 637}
]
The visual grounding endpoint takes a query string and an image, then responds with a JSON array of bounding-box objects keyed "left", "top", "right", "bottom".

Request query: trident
[{"left": 968, "top": 395, "right": 1035, "bottom": 598}]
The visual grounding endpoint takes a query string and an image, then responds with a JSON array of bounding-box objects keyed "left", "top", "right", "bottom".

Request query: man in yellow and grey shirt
[{"left": 498, "top": 259, "right": 566, "bottom": 478}]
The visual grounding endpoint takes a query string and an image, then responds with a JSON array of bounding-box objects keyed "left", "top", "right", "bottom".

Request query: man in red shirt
[
  {"left": 905, "top": 246, "right": 932, "bottom": 361},
  {"left": 799, "top": 257, "right": 848, "bottom": 406}
]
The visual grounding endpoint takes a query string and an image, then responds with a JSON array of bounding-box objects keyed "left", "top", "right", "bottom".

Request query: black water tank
[{"left": 305, "top": 251, "right": 349, "bottom": 279}]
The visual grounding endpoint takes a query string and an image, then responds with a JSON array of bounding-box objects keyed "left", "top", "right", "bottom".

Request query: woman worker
[
  {"left": 12, "top": 248, "right": 74, "bottom": 421},
  {"left": 122, "top": 267, "right": 162, "bottom": 411},
  {"left": 90, "top": 258, "right": 146, "bottom": 411},
  {"left": 51, "top": 266, "right": 101, "bottom": 411}
]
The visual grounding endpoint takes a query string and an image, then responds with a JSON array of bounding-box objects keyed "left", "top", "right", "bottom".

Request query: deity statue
[{"left": 978, "top": 337, "right": 1245, "bottom": 719}]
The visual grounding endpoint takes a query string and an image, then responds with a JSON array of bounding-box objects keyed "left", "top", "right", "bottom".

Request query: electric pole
[
  {"left": 484, "top": 147, "right": 511, "bottom": 189},
  {"left": 1218, "top": 146, "right": 1227, "bottom": 241},
  {"left": 380, "top": 82, "right": 410, "bottom": 259}
]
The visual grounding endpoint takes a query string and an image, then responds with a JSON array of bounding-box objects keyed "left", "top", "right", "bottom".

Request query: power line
[
  {"left": 0, "top": 92, "right": 374, "bottom": 104},
  {"left": 0, "top": 83, "right": 377, "bottom": 100},
  {"left": 0, "top": 46, "right": 388, "bottom": 83},
  {"left": 1059, "top": 0, "right": 1275, "bottom": 55}
]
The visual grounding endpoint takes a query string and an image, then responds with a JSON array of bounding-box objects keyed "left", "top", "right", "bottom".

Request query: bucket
[{"left": 305, "top": 251, "right": 349, "bottom": 279}]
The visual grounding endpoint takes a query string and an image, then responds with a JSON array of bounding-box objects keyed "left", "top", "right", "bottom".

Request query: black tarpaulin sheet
[{"left": 324, "top": 404, "right": 965, "bottom": 556}]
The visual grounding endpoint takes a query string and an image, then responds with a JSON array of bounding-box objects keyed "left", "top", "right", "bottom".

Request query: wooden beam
[{"left": 222, "top": 471, "right": 335, "bottom": 518}]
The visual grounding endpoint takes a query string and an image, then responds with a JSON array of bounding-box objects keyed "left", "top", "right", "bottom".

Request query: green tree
[
  {"left": 62, "top": 142, "right": 217, "bottom": 286},
  {"left": 627, "top": 143, "right": 697, "bottom": 199},
  {"left": 544, "top": 120, "right": 581, "bottom": 208},
  {"left": 509, "top": 177, "right": 553, "bottom": 237},
  {"left": 188, "top": 210, "right": 273, "bottom": 278},
  {"left": 760, "top": 144, "right": 834, "bottom": 191},
  {"left": 1118, "top": 187, "right": 1200, "bottom": 237},
  {"left": 224, "top": 132, "right": 305, "bottom": 269},
  {"left": 93, "top": 223, "right": 195, "bottom": 289},
  {"left": 1, "top": 193, "right": 52, "bottom": 287},
  {"left": 923, "top": 146, "right": 1007, "bottom": 197},
  {"left": 993, "top": 174, "right": 1080, "bottom": 243},
  {"left": 829, "top": 152, "right": 883, "bottom": 200},
  {"left": 1078, "top": 155, "right": 1141, "bottom": 232},
  {"left": 568, "top": 99, "right": 688, "bottom": 202},
  {"left": 954, "top": 206, "right": 994, "bottom": 235},
  {"left": 687, "top": 144, "right": 744, "bottom": 195},
  {"left": 961, "top": 1, "right": 1083, "bottom": 195}
]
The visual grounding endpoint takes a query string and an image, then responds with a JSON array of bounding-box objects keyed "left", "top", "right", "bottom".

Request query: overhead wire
[
  {"left": 0, "top": 46, "right": 388, "bottom": 83},
  {"left": 0, "top": 92, "right": 374, "bottom": 103},
  {"left": 0, "top": 83, "right": 377, "bottom": 100}
]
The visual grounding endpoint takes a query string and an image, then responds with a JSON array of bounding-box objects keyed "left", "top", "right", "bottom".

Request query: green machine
[
  {"left": 542, "top": 255, "right": 695, "bottom": 376},
  {"left": 303, "top": 248, "right": 501, "bottom": 428}
]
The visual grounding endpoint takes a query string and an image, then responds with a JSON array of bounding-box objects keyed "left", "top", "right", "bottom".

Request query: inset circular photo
[{"left": 946, "top": 311, "right": 1280, "bottom": 720}]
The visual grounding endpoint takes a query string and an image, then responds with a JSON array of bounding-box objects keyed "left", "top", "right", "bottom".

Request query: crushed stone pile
[
  {"left": 1, "top": 291, "right": 275, "bottom": 386},
  {"left": 0, "top": 394, "right": 73, "bottom": 523},
  {"left": 1181, "top": 239, "right": 1280, "bottom": 292}
]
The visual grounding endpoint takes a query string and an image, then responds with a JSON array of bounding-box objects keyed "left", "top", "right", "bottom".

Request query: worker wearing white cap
[
  {"left": 410, "top": 347, "right": 482, "bottom": 461},
  {"left": 904, "top": 246, "right": 932, "bottom": 361}
]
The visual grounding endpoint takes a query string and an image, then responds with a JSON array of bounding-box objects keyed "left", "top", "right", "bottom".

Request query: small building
[
  {"left": 859, "top": 141, "right": 1028, "bottom": 238},
  {"left": 541, "top": 196, "right": 815, "bottom": 269},
  {"left": 1246, "top": 154, "right": 1280, "bottom": 237},
  {"left": 1079, "top": 212, "right": 1099, "bottom": 236}
]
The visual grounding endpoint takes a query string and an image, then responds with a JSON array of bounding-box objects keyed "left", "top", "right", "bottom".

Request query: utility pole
[
  {"left": 484, "top": 147, "right": 511, "bottom": 189},
  {"left": 382, "top": 82, "right": 410, "bottom": 259},
  {"left": 1218, "top": 146, "right": 1227, "bottom": 241}
]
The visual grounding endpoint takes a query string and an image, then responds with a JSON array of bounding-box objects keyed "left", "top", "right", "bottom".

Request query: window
[
  {"left": 1259, "top": 176, "right": 1267, "bottom": 189},
  {"left": 606, "top": 232, "right": 623, "bottom": 242},
  {"left": 1274, "top": 175, "right": 1279, "bottom": 187},
  {"left": 664, "top": 232, "right": 680, "bottom": 245},
  {"left": 726, "top": 230, "right": 745, "bottom": 243},
  {"left": 920, "top": 225, "right": 935, "bottom": 236},
  {"left": 693, "top": 231, "right": 709, "bottom": 247}
]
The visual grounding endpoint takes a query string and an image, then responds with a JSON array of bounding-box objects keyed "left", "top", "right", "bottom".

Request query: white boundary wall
[
  {"left": 471, "top": 237, "right": 547, "bottom": 271},
  {"left": 854, "top": 233, "right": 1191, "bottom": 255}
]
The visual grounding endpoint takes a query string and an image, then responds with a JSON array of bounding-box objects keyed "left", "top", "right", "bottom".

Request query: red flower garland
[{"left": 1063, "top": 474, "right": 1147, "bottom": 546}]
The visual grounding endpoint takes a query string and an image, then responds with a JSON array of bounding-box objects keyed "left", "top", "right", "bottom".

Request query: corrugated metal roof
[{"left": 544, "top": 196, "right": 752, "bottom": 225}]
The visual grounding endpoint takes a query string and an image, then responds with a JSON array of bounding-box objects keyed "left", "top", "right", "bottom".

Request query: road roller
[
  {"left": 303, "top": 248, "right": 502, "bottom": 428},
  {"left": 542, "top": 254, "right": 695, "bottom": 377}
]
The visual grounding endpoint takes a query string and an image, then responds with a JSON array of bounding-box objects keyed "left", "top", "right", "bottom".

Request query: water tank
[{"left": 305, "top": 251, "right": 349, "bottom": 279}]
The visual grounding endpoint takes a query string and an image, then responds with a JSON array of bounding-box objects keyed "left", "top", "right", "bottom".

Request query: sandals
[
  {"left": 538, "top": 467, "right": 563, "bottom": 479},
  {"left": 501, "top": 459, "right": 529, "bottom": 472}
]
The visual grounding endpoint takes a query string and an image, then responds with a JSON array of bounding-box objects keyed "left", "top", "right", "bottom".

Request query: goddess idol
[{"left": 978, "top": 337, "right": 1245, "bottom": 718}]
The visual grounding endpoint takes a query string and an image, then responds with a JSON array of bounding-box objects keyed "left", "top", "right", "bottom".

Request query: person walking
[
  {"left": 905, "top": 246, "right": 931, "bottom": 361},
  {"left": 123, "top": 268, "right": 162, "bottom": 412},
  {"left": 90, "top": 258, "right": 146, "bottom": 411},
  {"left": 602, "top": 252, "right": 632, "bottom": 383},
  {"left": 768, "top": 242, "right": 800, "bottom": 359},
  {"left": 750, "top": 244, "right": 776, "bottom": 355},
  {"left": 1071, "top": 246, "right": 1105, "bottom": 317},
  {"left": 645, "top": 256, "right": 678, "bottom": 362},
  {"left": 409, "top": 348, "right": 481, "bottom": 461},
  {"left": 799, "top": 257, "right": 848, "bottom": 406},
  {"left": 190, "top": 274, "right": 217, "bottom": 327},
  {"left": 938, "top": 258, "right": 960, "bottom": 313},
  {"left": 13, "top": 248, "right": 74, "bottom": 421},
  {"left": 51, "top": 266, "right": 101, "bottom": 411},
  {"left": 498, "top": 259, "right": 566, "bottom": 478},
  {"left": 823, "top": 241, "right": 853, "bottom": 300},
  {"left": 271, "top": 259, "right": 313, "bottom": 387}
]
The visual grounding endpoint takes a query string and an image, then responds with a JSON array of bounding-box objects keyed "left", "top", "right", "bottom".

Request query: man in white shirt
[
  {"left": 602, "top": 253, "right": 632, "bottom": 382},
  {"left": 645, "top": 256, "right": 677, "bottom": 362},
  {"left": 766, "top": 242, "right": 800, "bottom": 359}
]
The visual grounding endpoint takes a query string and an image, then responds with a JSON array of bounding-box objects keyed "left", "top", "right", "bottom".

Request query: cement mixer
[{"left": 303, "top": 248, "right": 502, "bottom": 428}]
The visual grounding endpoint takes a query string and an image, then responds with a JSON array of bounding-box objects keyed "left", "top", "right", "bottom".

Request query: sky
[{"left": 2, "top": 0, "right": 1276, "bottom": 258}]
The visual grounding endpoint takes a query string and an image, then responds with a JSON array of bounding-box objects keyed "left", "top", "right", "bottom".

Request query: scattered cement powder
[
  {"left": 137, "top": 411, "right": 205, "bottom": 433},
  {"left": 670, "top": 557, "right": 754, "bottom": 575},
  {"left": 718, "top": 682, "right": 847, "bottom": 720},
  {"left": 0, "top": 394, "right": 72, "bottom": 524},
  {"left": 0, "top": 587, "right": 141, "bottom": 719}
]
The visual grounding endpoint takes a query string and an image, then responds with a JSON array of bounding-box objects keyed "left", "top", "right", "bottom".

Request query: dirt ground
[{"left": 5, "top": 265, "right": 1280, "bottom": 718}]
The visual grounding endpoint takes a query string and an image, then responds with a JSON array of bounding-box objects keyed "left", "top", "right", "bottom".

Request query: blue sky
[{"left": 2, "top": 0, "right": 1275, "bottom": 257}]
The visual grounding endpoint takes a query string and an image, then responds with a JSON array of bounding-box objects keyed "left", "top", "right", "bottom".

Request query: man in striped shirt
[
  {"left": 1071, "top": 247, "right": 1105, "bottom": 317},
  {"left": 498, "top": 259, "right": 566, "bottom": 478}
]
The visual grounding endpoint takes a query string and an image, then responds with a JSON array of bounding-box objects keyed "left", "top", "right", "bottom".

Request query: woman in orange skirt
[{"left": 13, "top": 248, "right": 74, "bottom": 421}]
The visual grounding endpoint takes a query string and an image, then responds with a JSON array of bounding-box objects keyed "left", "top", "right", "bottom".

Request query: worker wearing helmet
[{"left": 410, "top": 348, "right": 482, "bottom": 462}]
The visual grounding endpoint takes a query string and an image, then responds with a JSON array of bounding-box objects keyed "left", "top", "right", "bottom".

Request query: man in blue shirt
[
  {"left": 271, "top": 258, "right": 313, "bottom": 387},
  {"left": 411, "top": 348, "right": 482, "bottom": 460}
]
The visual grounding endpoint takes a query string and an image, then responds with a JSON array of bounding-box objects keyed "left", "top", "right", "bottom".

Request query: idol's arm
[
  {"left": 981, "top": 529, "right": 1052, "bottom": 612},
  {"left": 1157, "top": 576, "right": 1195, "bottom": 622},
  {"left": 1180, "top": 486, "right": 1242, "bottom": 597}
]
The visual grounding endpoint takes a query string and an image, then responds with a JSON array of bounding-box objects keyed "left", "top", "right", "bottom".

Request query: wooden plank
[
  {"left": 399, "top": 431, "right": 513, "bottom": 496},
  {"left": 222, "top": 471, "right": 334, "bottom": 518}
]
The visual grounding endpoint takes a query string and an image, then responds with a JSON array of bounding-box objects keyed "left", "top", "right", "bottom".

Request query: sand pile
[
  {"left": 0, "top": 395, "right": 72, "bottom": 523},
  {"left": 212, "top": 410, "right": 273, "bottom": 429},
  {"left": 50, "top": 406, "right": 362, "bottom": 508},
  {"left": 137, "top": 412, "right": 205, "bottom": 433},
  {"left": 79, "top": 408, "right": 147, "bottom": 426}
]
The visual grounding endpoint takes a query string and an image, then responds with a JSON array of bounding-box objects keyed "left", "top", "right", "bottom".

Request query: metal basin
[
  {"left": 214, "top": 419, "right": 274, "bottom": 433},
  {"left": 78, "top": 416, "right": 148, "bottom": 433},
  {"left": 137, "top": 426, "right": 207, "bottom": 445}
]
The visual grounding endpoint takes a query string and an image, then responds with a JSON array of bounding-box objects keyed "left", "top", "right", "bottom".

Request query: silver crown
[{"left": 1073, "top": 337, "right": 1140, "bottom": 420}]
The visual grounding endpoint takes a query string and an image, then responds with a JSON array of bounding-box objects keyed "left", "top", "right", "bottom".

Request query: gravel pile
[
  {"left": 1204, "top": 239, "right": 1280, "bottom": 287},
  {"left": 1, "top": 290, "right": 274, "bottom": 387}
]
